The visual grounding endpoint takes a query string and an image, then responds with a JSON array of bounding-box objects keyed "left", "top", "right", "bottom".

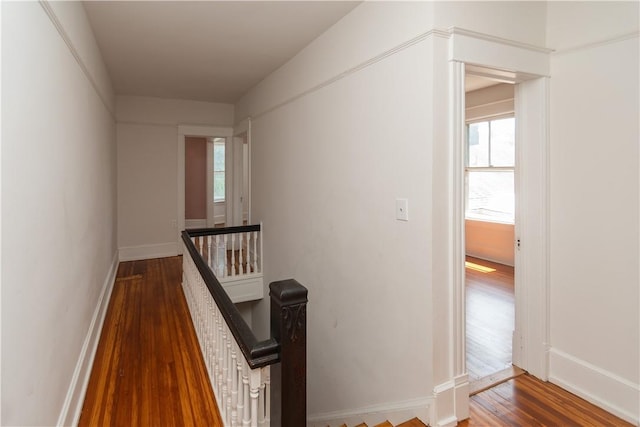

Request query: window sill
[{"left": 465, "top": 216, "right": 514, "bottom": 226}]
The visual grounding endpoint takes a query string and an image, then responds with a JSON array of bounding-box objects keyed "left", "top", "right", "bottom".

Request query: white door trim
[
  {"left": 206, "top": 138, "right": 214, "bottom": 227},
  {"left": 233, "top": 118, "right": 252, "bottom": 225},
  {"left": 446, "top": 28, "right": 550, "bottom": 423},
  {"left": 512, "top": 77, "right": 551, "bottom": 379}
]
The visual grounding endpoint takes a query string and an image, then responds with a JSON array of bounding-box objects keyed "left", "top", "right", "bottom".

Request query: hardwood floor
[
  {"left": 78, "top": 256, "right": 222, "bottom": 426},
  {"left": 461, "top": 374, "right": 633, "bottom": 426},
  {"left": 79, "top": 256, "right": 631, "bottom": 427},
  {"left": 466, "top": 256, "right": 515, "bottom": 382},
  {"left": 464, "top": 258, "right": 631, "bottom": 426}
]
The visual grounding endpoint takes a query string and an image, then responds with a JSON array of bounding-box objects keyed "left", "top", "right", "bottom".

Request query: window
[
  {"left": 466, "top": 117, "right": 515, "bottom": 223},
  {"left": 213, "top": 138, "right": 225, "bottom": 202}
]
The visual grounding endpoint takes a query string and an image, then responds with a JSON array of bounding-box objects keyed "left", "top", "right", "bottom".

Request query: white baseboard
[
  {"left": 464, "top": 252, "right": 514, "bottom": 267},
  {"left": 431, "top": 374, "right": 469, "bottom": 427},
  {"left": 549, "top": 348, "right": 639, "bottom": 425},
  {"left": 185, "top": 219, "right": 207, "bottom": 229},
  {"left": 307, "top": 397, "right": 431, "bottom": 427},
  {"left": 119, "top": 242, "right": 178, "bottom": 262},
  {"left": 57, "top": 251, "right": 119, "bottom": 427}
]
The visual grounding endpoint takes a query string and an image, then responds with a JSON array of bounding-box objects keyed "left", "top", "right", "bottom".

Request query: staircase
[{"left": 341, "top": 418, "right": 428, "bottom": 427}]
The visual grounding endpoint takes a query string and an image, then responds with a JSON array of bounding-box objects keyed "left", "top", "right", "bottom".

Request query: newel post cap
[{"left": 269, "top": 279, "right": 308, "bottom": 307}]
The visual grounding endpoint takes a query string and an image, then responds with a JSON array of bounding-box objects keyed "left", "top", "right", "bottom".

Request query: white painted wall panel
[
  {"left": 116, "top": 95, "right": 233, "bottom": 127},
  {"left": 240, "top": 5, "right": 435, "bottom": 416},
  {"left": 547, "top": 1, "right": 639, "bottom": 50},
  {"left": 434, "top": 1, "right": 547, "bottom": 47},
  {"left": 117, "top": 123, "right": 178, "bottom": 249},
  {"left": 116, "top": 96, "right": 234, "bottom": 256},
  {"left": 235, "top": 1, "right": 433, "bottom": 121},
  {"left": 1, "top": 2, "right": 117, "bottom": 424},
  {"left": 549, "top": 33, "right": 639, "bottom": 423},
  {"left": 465, "top": 220, "right": 515, "bottom": 266}
]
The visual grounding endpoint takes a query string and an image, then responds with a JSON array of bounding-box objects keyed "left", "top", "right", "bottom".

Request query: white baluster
[
  {"left": 239, "top": 232, "right": 246, "bottom": 275},
  {"left": 258, "top": 378, "right": 265, "bottom": 426},
  {"left": 198, "top": 236, "right": 204, "bottom": 256},
  {"left": 221, "top": 329, "right": 229, "bottom": 422},
  {"left": 242, "top": 364, "right": 251, "bottom": 427},
  {"left": 215, "top": 234, "right": 221, "bottom": 276},
  {"left": 224, "top": 234, "right": 229, "bottom": 277},
  {"left": 231, "top": 342, "right": 239, "bottom": 425},
  {"left": 252, "top": 231, "right": 258, "bottom": 273},
  {"left": 207, "top": 235, "right": 212, "bottom": 268},
  {"left": 207, "top": 297, "right": 214, "bottom": 375},
  {"left": 263, "top": 366, "right": 271, "bottom": 426},
  {"left": 231, "top": 233, "right": 236, "bottom": 276},
  {"left": 236, "top": 346, "right": 245, "bottom": 427},
  {"left": 218, "top": 318, "right": 225, "bottom": 397},
  {"left": 226, "top": 339, "right": 233, "bottom": 424},
  {"left": 213, "top": 308, "right": 221, "bottom": 396},
  {"left": 250, "top": 369, "right": 261, "bottom": 427}
]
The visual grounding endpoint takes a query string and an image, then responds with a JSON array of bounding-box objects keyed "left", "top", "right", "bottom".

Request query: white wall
[
  {"left": 116, "top": 96, "right": 233, "bottom": 260},
  {"left": 237, "top": 2, "right": 435, "bottom": 423},
  {"left": 547, "top": 2, "right": 639, "bottom": 423},
  {"left": 465, "top": 220, "right": 514, "bottom": 266},
  {"left": 237, "top": 2, "right": 554, "bottom": 424},
  {"left": 1, "top": 2, "right": 117, "bottom": 425},
  {"left": 433, "top": 1, "right": 547, "bottom": 46}
]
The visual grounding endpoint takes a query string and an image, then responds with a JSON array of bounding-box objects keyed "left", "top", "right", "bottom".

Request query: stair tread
[
  {"left": 339, "top": 418, "right": 427, "bottom": 427},
  {"left": 396, "top": 418, "right": 428, "bottom": 427}
]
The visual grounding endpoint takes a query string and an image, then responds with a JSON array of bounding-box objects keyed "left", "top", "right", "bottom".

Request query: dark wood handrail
[
  {"left": 182, "top": 229, "right": 278, "bottom": 368},
  {"left": 186, "top": 224, "right": 261, "bottom": 237},
  {"left": 182, "top": 226, "right": 308, "bottom": 426}
]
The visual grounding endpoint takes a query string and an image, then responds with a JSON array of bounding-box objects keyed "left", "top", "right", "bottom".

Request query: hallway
[
  {"left": 77, "top": 257, "right": 633, "bottom": 426},
  {"left": 79, "top": 257, "right": 222, "bottom": 426}
]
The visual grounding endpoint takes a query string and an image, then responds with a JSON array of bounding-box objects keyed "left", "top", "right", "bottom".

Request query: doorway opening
[
  {"left": 463, "top": 73, "right": 524, "bottom": 394},
  {"left": 184, "top": 135, "right": 228, "bottom": 229},
  {"left": 227, "top": 131, "right": 250, "bottom": 227}
]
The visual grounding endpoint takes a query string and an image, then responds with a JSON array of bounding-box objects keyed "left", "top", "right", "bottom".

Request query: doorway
[
  {"left": 177, "top": 125, "right": 233, "bottom": 245},
  {"left": 446, "top": 35, "right": 551, "bottom": 423},
  {"left": 463, "top": 75, "right": 521, "bottom": 392},
  {"left": 183, "top": 135, "right": 228, "bottom": 229},
  {"left": 453, "top": 66, "right": 550, "bottom": 381},
  {"left": 227, "top": 131, "right": 249, "bottom": 227}
]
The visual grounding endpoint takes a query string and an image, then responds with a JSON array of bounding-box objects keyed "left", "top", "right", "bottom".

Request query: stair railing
[{"left": 181, "top": 226, "right": 307, "bottom": 427}]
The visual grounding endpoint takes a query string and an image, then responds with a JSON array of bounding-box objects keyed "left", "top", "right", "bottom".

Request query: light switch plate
[{"left": 396, "top": 198, "right": 409, "bottom": 221}]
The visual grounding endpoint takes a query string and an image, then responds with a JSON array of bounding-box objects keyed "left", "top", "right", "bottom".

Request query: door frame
[
  {"left": 456, "top": 65, "right": 550, "bottom": 376},
  {"left": 231, "top": 118, "right": 252, "bottom": 226},
  {"left": 444, "top": 28, "right": 552, "bottom": 423},
  {"left": 177, "top": 125, "right": 233, "bottom": 252}
]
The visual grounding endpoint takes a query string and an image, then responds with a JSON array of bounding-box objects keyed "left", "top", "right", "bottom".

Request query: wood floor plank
[
  {"left": 461, "top": 374, "right": 633, "bottom": 426},
  {"left": 466, "top": 256, "right": 515, "bottom": 382},
  {"left": 79, "top": 257, "right": 222, "bottom": 426},
  {"left": 395, "top": 417, "right": 427, "bottom": 426},
  {"left": 469, "top": 365, "right": 525, "bottom": 396}
]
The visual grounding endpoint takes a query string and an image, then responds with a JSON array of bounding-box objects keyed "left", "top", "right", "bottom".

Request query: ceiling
[
  {"left": 83, "top": 1, "right": 360, "bottom": 104},
  {"left": 465, "top": 74, "right": 502, "bottom": 92}
]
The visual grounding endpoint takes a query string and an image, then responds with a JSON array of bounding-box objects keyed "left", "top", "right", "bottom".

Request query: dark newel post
[{"left": 270, "top": 279, "right": 308, "bottom": 427}]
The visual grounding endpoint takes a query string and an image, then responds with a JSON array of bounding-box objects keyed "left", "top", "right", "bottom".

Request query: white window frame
[
  {"left": 465, "top": 114, "right": 516, "bottom": 224},
  {"left": 213, "top": 138, "right": 226, "bottom": 203}
]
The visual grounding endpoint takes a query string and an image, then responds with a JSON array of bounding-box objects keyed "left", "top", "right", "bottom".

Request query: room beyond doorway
[
  {"left": 465, "top": 256, "right": 518, "bottom": 389},
  {"left": 463, "top": 74, "right": 519, "bottom": 392}
]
